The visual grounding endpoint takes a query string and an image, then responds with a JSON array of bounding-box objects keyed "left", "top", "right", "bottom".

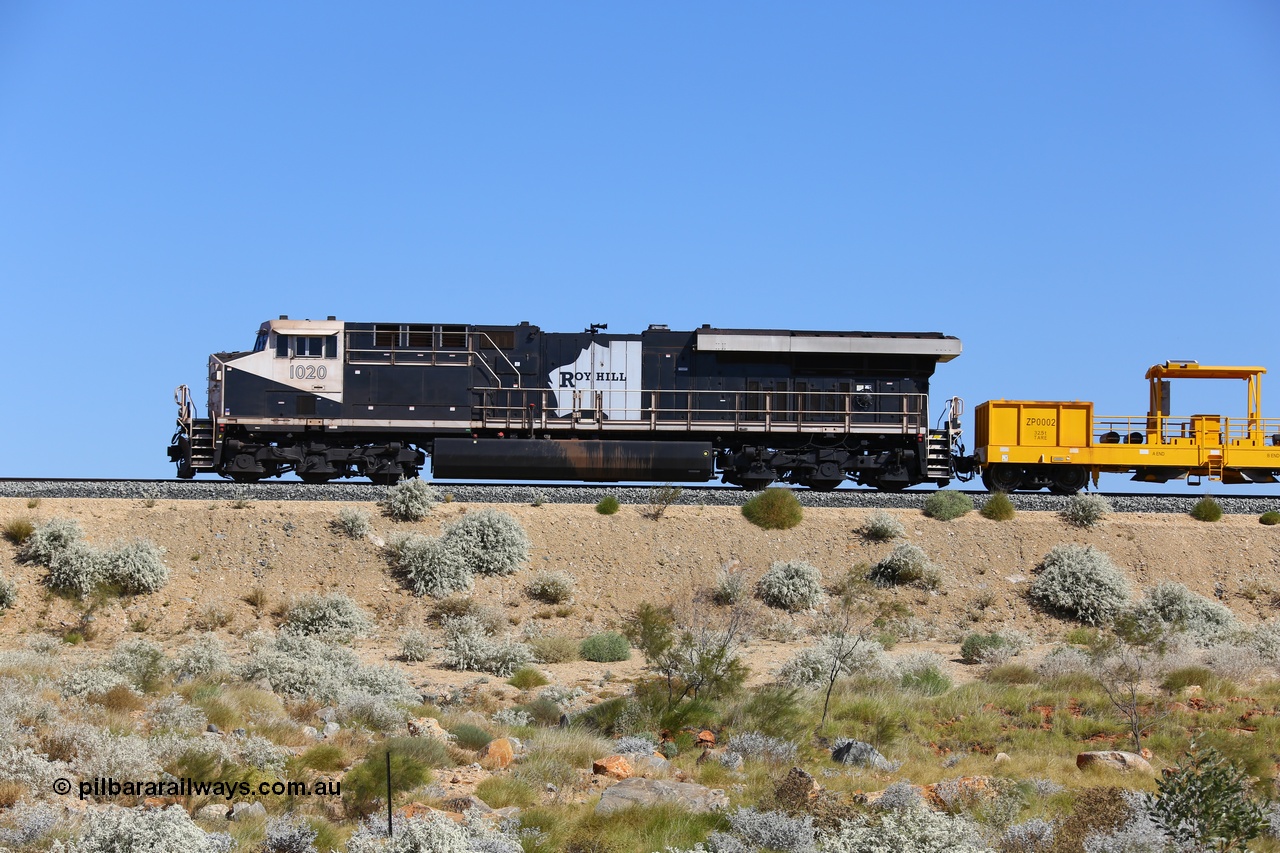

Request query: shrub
[
  {"left": 380, "top": 478, "right": 439, "bottom": 521},
  {"left": 387, "top": 533, "right": 473, "bottom": 598},
  {"left": 867, "top": 543, "right": 940, "bottom": 589},
  {"left": 0, "top": 576, "right": 15, "bottom": 611},
  {"left": 923, "top": 490, "right": 972, "bottom": 521},
  {"left": 580, "top": 632, "right": 631, "bottom": 662},
  {"left": 756, "top": 560, "right": 824, "bottom": 611},
  {"left": 241, "top": 632, "right": 417, "bottom": 704},
  {"left": 1260, "top": 511, "right": 1280, "bottom": 525},
  {"left": 525, "top": 571, "right": 575, "bottom": 604},
  {"left": 1122, "top": 582, "right": 1238, "bottom": 646},
  {"left": 595, "top": 495, "right": 620, "bottom": 515},
  {"left": 712, "top": 567, "right": 746, "bottom": 605},
  {"left": 109, "top": 638, "right": 168, "bottom": 692},
  {"left": 726, "top": 731, "right": 798, "bottom": 764},
  {"left": 980, "top": 492, "right": 1016, "bottom": 521},
  {"left": 1190, "top": 495, "right": 1223, "bottom": 522},
  {"left": 860, "top": 510, "right": 905, "bottom": 541},
  {"left": 442, "top": 616, "right": 533, "bottom": 676},
  {"left": 449, "top": 723, "right": 493, "bottom": 750},
  {"left": 170, "top": 633, "right": 231, "bottom": 679},
  {"left": 106, "top": 539, "right": 170, "bottom": 594},
  {"left": 1146, "top": 741, "right": 1268, "bottom": 850},
  {"left": 1029, "top": 544, "right": 1129, "bottom": 625},
  {"left": 741, "top": 489, "right": 804, "bottom": 530},
  {"left": 281, "top": 593, "right": 372, "bottom": 642},
  {"left": 262, "top": 815, "right": 319, "bottom": 853},
  {"left": 819, "top": 807, "right": 990, "bottom": 853},
  {"left": 342, "top": 738, "right": 448, "bottom": 817},
  {"left": 437, "top": 509, "right": 530, "bottom": 577},
  {"left": 507, "top": 666, "right": 549, "bottom": 690},
  {"left": 400, "top": 630, "right": 430, "bottom": 662},
  {"left": 960, "top": 632, "right": 1015, "bottom": 665},
  {"left": 1062, "top": 493, "right": 1111, "bottom": 528},
  {"left": 898, "top": 653, "right": 952, "bottom": 695},
  {"left": 997, "top": 818, "right": 1054, "bottom": 853},
  {"left": 44, "top": 541, "right": 107, "bottom": 596},
  {"left": 644, "top": 483, "right": 684, "bottom": 520},
  {"left": 335, "top": 507, "right": 373, "bottom": 539},
  {"left": 18, "top": 518, "right": 82, "bottom": 565},
  {"left": 2, "top": 518, "right": 34, "bottom": 545},
  {"left": 527, "top": 634, "right": 580, "bottom": 663},
  {"left": 339, "top": 695, "right": 407, "bottom": 733},
  {"left": 717, "top": 806, "right": 816, "bottom": 852},
  {"left": 63, "top": 804, "right": 230, "bottom": 853}
]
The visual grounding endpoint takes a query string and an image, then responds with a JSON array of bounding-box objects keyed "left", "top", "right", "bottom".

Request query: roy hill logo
[{"left": 559, "top": 370, "right": 626, "bottom": 388}]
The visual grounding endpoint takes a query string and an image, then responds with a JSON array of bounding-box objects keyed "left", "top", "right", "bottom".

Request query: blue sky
[{"left": 2, "top": 2, "right": 1278, "bottom": 491}]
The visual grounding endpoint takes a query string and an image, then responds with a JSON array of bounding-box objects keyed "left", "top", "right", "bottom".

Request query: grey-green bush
[
  {"left": 170, "top": 633, "right": 232, "bottom": 679},
  {"left": 387, "top": 532, "right": 473, "bottom": 598},
  {"left": 0, "top": 575, "right": 15, "bottom": 611},
  {"left": 106, "top": 539, "right": 170, "bottom": 594},
  {"left": 923, "top": 490, "right": 973, "bottom": 521},
  {"left": 1061, "top": 493, "right": 1111, "bottom": 528},
  {"left": 756, "top": 560, "right": 824, "bottom": 611},
  {"left": 442, "top": 615, "right": 533, "bottom": 676},
  {"left": 867, "top": 542, "right": 940, "bottom": 589},
  {"left": 712, "top": 567, "right": 746, "bottom": 605},
  {"left": 1029, "top": 544, "right": 1129, "bottom": 625},
  {"left": 437, "top": 509, "right": 530, "bottom": 577},
  {"left": 241, "top": 632, "right": 418, "bottom": 703},
  {"left": 525, "top": 571, "right": 575, "bottom": 604},
  {"left": 18, "top": 518, "right": 83, "bottom": 565},
  {"left": 108, "top": 638, "right": 167, "bottom": 692},
  {"left": 281, "top": 593, "right": 373, "bottom": 642},
  {"left": 860, "top": 510, "right": 905, "bottom": 541},
  {"left": 579, "top": 632, "right": 631, "bottom": 662},
  {"left": 1124, "top": 582, "right": 1238, "bottom": 645},
  {"left": 381, "top": 478, "right": 439, "bottom": 521},
  {"left": 336, "top": 507, "right": 373, "bottom": 538},
  {"left": 60, "top": 804, "right": 229, "bottom": 853},
  {"left": 44, "top": 541, "right": 107, "bottom": 596},
  {"left": 400, "top": 630, "right": 431, "bottom": 663}
]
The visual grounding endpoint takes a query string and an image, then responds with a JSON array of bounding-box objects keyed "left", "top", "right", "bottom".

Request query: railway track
[{"left": 1, "top": 478, "right": 1278, "bottom": 514}]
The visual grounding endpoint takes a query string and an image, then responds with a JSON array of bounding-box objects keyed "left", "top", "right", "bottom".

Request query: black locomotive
[{"left": 168, "top": 318, "right": 963, "bottom": 490}]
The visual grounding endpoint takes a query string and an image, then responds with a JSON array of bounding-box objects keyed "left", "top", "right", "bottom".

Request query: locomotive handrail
[
  {"left": 1092, "top": 414, "right": 1280, "bottom": 447},
  {"left": 471, "top": 386, "right": 928, "bottom": 434}
]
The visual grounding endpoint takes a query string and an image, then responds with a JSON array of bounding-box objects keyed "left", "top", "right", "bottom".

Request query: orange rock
[
  {"left": 479, "top": 738, "right": 515, "bottom": 770},
  {"left": 592, "top": 754, "right": 634, "bottom": 780},
  {"left": 696, "top": 730, "right": 716, "bottom": 747},
  {"left": 143, "top": 797, "right": 169, "bottom": 808}
]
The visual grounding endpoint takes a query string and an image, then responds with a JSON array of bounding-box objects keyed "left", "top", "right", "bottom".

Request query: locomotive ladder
[
  {"left": 925, "top": 430, "right": 952, "bottom": 480},
  {"left": 174, "top": 385, "right": 217, "bottom": 473}
]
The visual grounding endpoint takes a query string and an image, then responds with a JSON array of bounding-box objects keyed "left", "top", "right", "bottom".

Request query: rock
[
  {"left": 322, "top": 722, "right": 341, "bottom": 738},
  {"left": 143, "top": 797, "right": 169, "bottom": 808},
  {"left": 408, "top": 717, "right": 454, "bottom": 742},
  {"left": 995, "top": 752, "right": 1011, "bottom": 765},
  {"left": 230, "top": 802, "right": 267, "bottom": 821},
  {"left": 628, "top": 754, "right": 670, "bottom": 778},
  {"left": 595, "top": 778, "right": 728, "bottom": 815},
  {"left": 479, "top": 738, "right": 516, "bottom": 770},
  {"left": 206, "top": 724, "right": 220, "bottom": 734},
  {"left": 302, "top": 726, "right": 320, "bottom": 739},
  {"left": 317, "top": 707, "right": 338, "bottom": 723},
  {"left": 832, "top": 739, "right": 893, "bottom": 770},
  {"left": 494, "top": 806, "right": 522, "bottom": 820},
  {"left": 695, "top": 730, "right": 716, "bottom": 747},
  {"left": 195, "top": 804, "right": 229, "bottom": 822},
  {"left": 1076, "top": 751, "right": 1155, "bottom": 775},
  {"left": 443, "top": 795, "right": 494, "bottom": 814},
  {"left": 592, "top": 754, "right": 633, "bottom": 780},
  {"left": 921, "top": 776, "right": 998, "bottom": 810}
]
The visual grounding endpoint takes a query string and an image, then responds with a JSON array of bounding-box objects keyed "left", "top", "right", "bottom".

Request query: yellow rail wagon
[{"left": 968, "top": 361, "right": 1280, "bottom": 493}]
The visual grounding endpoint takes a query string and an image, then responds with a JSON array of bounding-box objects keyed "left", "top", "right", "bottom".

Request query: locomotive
[{"left": 168, "top": 317, "right": 965, "bottom": 490}]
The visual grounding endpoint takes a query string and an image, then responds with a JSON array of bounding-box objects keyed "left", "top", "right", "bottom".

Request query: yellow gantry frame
[{"left": 1146, "top": 361, "right": 1265, "bottom": 427}]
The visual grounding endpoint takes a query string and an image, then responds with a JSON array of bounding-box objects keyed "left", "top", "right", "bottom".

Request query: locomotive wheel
[
  {"left": 228, "top": 472, "right": 264, "bottom": 483},
  {"left": 870, "top": 478, "right": 907, "bottom": 492},
  {"left": 299, "top": 473, "right": 337, "bottom": 484},
  {"left": 805, "top": 479, "right": 844, "bottom": 492},
  {"left": 982, "top": 464, "right": 1023, "bottom": 493},
  {"left": 367, "top": 472, "right": 402, "bottom": 486},
  {"left": 1048, "top": 466, "right": 1089, "bottom": 495}
]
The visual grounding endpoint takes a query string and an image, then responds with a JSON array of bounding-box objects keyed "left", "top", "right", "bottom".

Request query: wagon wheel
[
  {"left": 982, "top": 464, "right": 1023, "bottom": 493},
  {"left": 1048, "top": 466, "right": 1089, "bottom": 495}
]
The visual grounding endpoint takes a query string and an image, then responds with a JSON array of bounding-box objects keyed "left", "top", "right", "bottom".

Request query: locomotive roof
[{"left": 695, "top": 328, "right": 962, "bottom": 362}]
